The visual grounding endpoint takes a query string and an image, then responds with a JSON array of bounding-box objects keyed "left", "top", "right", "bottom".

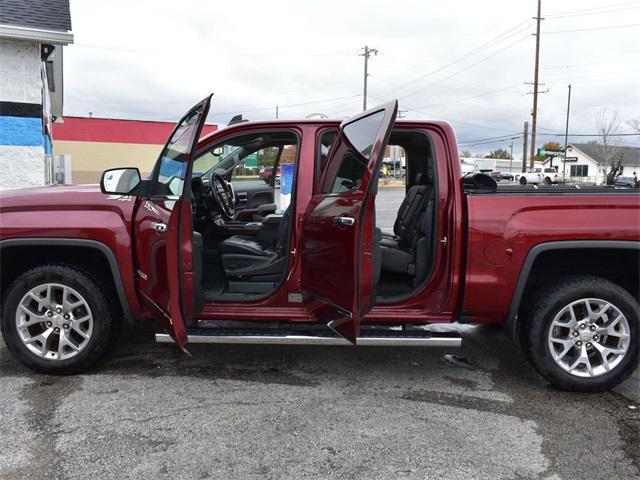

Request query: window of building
[{"left": 570, "top": 164, "right": 588, "bottom": 177}]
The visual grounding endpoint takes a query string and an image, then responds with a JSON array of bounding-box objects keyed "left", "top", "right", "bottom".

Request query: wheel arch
[
  {"left": 0, "top": 238, "right": 135, "bottom": 323},
  {"left": 505, "top": 240, "right": 640, "bottom": 339}
]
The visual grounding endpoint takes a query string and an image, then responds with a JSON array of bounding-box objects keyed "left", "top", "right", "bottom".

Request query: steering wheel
[{"left": 210, "top": 173, "right": 235, "bottom": 220}]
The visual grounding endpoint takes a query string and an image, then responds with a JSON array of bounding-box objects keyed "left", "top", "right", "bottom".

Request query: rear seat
[{"left": 380, "top": 174, "right": 434, "bottom": 287}]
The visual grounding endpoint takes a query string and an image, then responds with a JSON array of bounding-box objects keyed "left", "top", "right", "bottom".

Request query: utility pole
[
  {"left": 562, "top": 84, "right": 572, "bottom": 185},
  {"left": 529, "top": 0, "right": 543, "bottom": 168},
  {"left": 509, "top": 141, "right": 514, "bottom": 173},
  {"left": 361, "top": 45, "right": 378, "bottom": 111},
  {"left": 275, "top": 106, "right": 279, "bottom": 119},
  {"left": 522, "top": 121, "right": 529, "bottom": 173}
]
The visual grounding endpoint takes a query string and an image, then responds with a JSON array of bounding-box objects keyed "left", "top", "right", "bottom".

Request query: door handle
[
  {"left": 151, "top": 221, "right": 167, "bottom": 233},
  {"left": 334, "top": 216, "right": 355, "bottom": 226}
]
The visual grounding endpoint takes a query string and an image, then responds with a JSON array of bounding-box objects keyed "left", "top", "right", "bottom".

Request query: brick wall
[{"left": 0, "top": 37, "right": 46, "bottom": 191}]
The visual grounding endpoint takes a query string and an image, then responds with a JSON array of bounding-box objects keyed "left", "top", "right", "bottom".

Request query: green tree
[
  {"left": 542, "top": 141, "right": 562, "bottom": 151},
  {"left": 485, "top": 148, "right": 511, "bottom": 159}
]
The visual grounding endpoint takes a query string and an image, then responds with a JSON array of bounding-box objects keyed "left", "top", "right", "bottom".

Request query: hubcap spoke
[
  {"left": 17, "top": 305, "right": 48, "bottom": 328},
  {"left": 16, "top": 283, "right": 93, "bottom": 361}
]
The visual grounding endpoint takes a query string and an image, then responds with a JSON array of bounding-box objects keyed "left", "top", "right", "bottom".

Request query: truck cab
[{"left": 109, "top": 97, "right": 461, "bottom": 349}]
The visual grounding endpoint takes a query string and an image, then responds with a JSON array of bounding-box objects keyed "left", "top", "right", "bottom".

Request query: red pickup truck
[{"left": 1, "top": 96, "right": 638, "bottom": 392}]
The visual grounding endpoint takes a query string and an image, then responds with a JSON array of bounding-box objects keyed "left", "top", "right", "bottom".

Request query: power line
[
  {"left": 545, "top": 23, "right": 640, "bottom": 34},
  {"left": 403, "top": 83, "right": 522, "bottom": 111},
  {"left": 372, "top": 18, "right": 532, "bottom": 98},
  {"left": 545, "top": 2, "right": 640, "bottom": 18},
  {"left": 537, "top": 132, "right": 640, "bottom": 137},
  {"left": 546, "top": 6, "right": 640, "bottom": 20},
  {"left": 395, "top": 35, "right": 530, "bottom": 101}
]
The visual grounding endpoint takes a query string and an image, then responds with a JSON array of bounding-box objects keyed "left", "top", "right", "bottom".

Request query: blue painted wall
[{"left": 0, "top": 116, "right": 45, "bottom": 147}]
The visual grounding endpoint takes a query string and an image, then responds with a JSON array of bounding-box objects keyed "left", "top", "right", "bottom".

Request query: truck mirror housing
[{"left": 100, "top": 167, "right": 142, "bottom": 195}]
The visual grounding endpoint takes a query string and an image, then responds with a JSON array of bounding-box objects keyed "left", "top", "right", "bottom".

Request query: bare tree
[
  {"left": 628, "top": 117, "right": 640, "bottom": 134},
  {"left": 594, "top": 109, "right": 622, "bottom": 185}
]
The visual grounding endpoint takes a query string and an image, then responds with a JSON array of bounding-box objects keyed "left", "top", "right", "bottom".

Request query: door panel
[
  {"left": 301, "top": 100, "right": 397, "bottom": 343},
  {"left": 133, "top": 95, "right": 212, "bottom": 351},
  {"left": 233, "top": 180, "right": 274, "bottom": 211}
]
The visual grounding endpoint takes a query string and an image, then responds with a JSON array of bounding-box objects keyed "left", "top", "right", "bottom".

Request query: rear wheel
[
  {"left": 520, "top": 177, "right": 527, "bottom": 185},
  {"left": 544, "top": 177, "right": 552, "bottom": 185},
  {"left": 522, "top": 275, "right": 639, "bottom": 392},
  {"left": 1, "top": 265, "right": 120, "bottom": 374}
]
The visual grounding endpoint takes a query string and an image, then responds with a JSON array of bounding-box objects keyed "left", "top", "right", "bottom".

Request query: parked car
[
  {"left": 519, "top": 167, "right": 562, "bottom": 185},
  {"left": 1, "top": 96, "right": 639, "bottom": 393},
  {"left": 499, "top": 172, "right": 514, "bottom": 182},
  {"left": 614, "top": 176, "right": 636, "bottom": 188},
  {"left": 260, "top": 167, "right": 280, "bottom": 184}
]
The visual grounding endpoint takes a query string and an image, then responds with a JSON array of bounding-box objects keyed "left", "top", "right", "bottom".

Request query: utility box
[{"left": 45, "top": 154, "right": 72, "bottom": 185}]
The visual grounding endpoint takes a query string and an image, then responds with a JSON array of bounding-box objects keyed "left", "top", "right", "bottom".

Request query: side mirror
[{"left": 100, "top": 167, "right": 141, "bottom": 194}]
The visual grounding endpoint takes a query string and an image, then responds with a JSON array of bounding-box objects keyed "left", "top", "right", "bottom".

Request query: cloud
[{"left": 63, "top": 0, "right": 640, "bottom": 157}]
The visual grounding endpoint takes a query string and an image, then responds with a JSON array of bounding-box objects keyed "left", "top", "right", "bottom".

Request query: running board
[{"left": 155, "top": 328, "right": 462, "bottom": 347}]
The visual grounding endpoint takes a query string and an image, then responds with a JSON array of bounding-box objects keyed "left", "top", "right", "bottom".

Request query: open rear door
[
  {"left": 301, "top": 100, "right": 397, "bottom": 344},
  {"left": 133, "top": 95, "right": 212, "bottom": 352}
]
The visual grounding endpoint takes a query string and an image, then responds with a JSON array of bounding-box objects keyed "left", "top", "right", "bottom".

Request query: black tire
[
  {"left": 522, "top": 275, "right": 639, "bottom": 392},
  {"left": 544, "top": 177, "right": 552, "bottom": 186},
  {"left": 520, "top": 177, "right": 527, "bottom": 185},
  {"left": 1, "top": 265, "right": 120, "bottom": 374}
]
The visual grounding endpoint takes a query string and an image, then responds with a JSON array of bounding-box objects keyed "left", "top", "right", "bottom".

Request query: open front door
[
  {"left": 301, "top": 100, "right": 397, "bottom": 343},
  {"left": 133, "top": 95, "right": 212, "bottom": 352}
]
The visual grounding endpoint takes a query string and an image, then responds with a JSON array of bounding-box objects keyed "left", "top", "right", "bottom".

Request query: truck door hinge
[{"left": 440, "top": 236, "right": 448, "bottom": 246}]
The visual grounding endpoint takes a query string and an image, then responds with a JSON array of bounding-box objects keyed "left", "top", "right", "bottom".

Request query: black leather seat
[
  {"left": 380, "top": 174, "right": 434, "bottom": 287},
  {"left": 219, "top": 206, "right": 292, "bottom": 278}
]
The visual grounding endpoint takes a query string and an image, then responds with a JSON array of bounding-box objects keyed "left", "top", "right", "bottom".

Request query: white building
[
  {"left": 542, "top": 143, "right": 640, "bottom": 185},
  {"left": 460, "top": 157, "right": 523, "bottom": 174},
  {"left": 0, "top": 0, "right": 73, "bottom": 190}
]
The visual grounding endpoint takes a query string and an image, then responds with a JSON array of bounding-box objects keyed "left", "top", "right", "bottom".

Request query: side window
[
  {"left": 317, "top": 130, "right": 338, "bottom": 182},
  {"left": 152, "top": 107, "right": 203, "bottom": 196},
  {"left": 342, "top": 110, "right": 385, "bottom": 158},
  {"left": 330, "top": 154, "right": 366, "bottom": 193},
  {"left": 321, "top": 110, "right": 386, "bottom": 194},
  {"left": 231, "top": 146, "right": 280, "bottom": 185}
]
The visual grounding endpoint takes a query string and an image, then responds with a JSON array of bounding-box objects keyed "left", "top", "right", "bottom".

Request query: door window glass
[
  {"left": 330, "top": 153, "right": 366, "bottom": 193},
  {"left": 343, "top": 110, "right": 385, "bottom": 159},
  {"left": 152, "top": 107, "right": 204, "bottom": 196}
]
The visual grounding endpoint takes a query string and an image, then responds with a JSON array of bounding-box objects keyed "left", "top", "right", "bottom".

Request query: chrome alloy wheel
[
  {"left": 15, "top": 283, "right": 94, "bottom": 361},
  {"left": 547, "top": 298, "right": 630, "bottom": 377}
]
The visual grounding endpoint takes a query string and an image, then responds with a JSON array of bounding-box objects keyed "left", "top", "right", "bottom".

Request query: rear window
[{"left": 545, "top": 168, "right": 556, "bottom": 173}]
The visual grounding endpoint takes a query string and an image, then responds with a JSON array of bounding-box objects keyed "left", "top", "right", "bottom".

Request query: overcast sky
[{"left": 63, "top": 0, "right": 640, "bottom": 157}]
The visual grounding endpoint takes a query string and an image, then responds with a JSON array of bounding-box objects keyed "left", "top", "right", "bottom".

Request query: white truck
[{"left": 519, "top": 167, "right": 563, "bottom": 185}]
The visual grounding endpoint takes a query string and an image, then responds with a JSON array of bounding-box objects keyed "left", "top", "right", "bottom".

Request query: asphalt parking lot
[{"left": 1, "top": 188, "right": 638, "bottom": 479}]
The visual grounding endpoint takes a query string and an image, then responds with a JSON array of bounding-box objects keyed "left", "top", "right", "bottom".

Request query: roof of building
[
  {"left": 0, "top": 0, "right": 71, "bottom": 32},
  {"left": 53, "top": 116, "right": 218, "bottom": 145},
  {"left": 571, "top": 143, "right": 640, "bottom": 168}
]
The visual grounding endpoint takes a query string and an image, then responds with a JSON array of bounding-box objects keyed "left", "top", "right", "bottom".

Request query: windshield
[{"left": 192, "top": 145, "right": 242, "bottom": 177}]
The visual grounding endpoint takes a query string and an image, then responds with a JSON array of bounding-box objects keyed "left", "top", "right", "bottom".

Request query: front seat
[{"left": 219, "top": 206, "right": 292, "bottom": 279}]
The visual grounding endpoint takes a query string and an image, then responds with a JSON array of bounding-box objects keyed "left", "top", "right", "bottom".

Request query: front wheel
[
  {"left": 522, "top": 275, "right": 639, "bottom": 392},
  {"left": 520, "top": 177, "right": 527, "bottom": 185},
  {"left": 1, "top": 265, "right": 120, "bottom": 374},
  {"left": 544, "top": 177, "right": 552, "bottom": 185}
]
